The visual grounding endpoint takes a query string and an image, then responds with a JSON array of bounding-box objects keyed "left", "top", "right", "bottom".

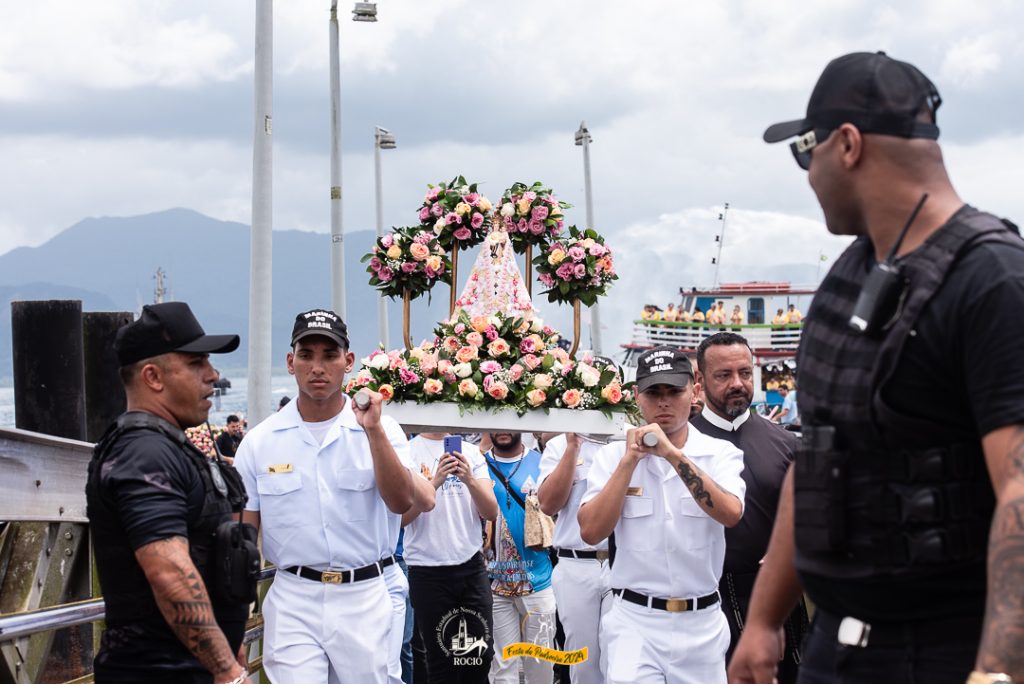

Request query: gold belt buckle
[
  {"left": 596, "top": 550, "right": 610, "bottom": 561},
  {"left": 321, "top": 570, "right": 346, "bottom": 584},
  {"left": 665, "top": 598, "right": 690, "bottom": 612}
]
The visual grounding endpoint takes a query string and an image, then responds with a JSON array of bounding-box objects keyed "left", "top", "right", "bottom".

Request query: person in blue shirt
[
  {"left": 484, "top": 432, "right": 555, "bottom": 684},
  {"left": 778, "top": 384, "right": 799, "bottom": 426}
]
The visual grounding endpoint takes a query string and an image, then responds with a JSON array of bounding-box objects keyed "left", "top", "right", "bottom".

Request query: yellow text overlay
[{"left": 501, "top": 643, "right": 589, "bottom": 665}]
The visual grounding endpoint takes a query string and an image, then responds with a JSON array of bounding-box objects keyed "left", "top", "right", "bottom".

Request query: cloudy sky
[{"left": 2, "top": 0, "right": 1023, "bottom": 352}]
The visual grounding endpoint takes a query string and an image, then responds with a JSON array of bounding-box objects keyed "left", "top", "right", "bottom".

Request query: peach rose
[
  {"left": 442, "top": 336, "right": 461, "bottom": 354},
  {"left": 409, "top": 242, "right": 430, "bottom": 261},
  {"left": 487, "top": 381, "right": 509, "bottom": 400},
  {"left": 601, "top": 383, "right": 623, "bottom": 404},
  {"left": 520, "top": 353, "right": 541, "bottom": 371},
  {"left": 437, "top": 359, "right": 454, "bottom": 376},
  {"left": 562, "top": 388, "right": 582, "bottom": 408},
  {"left": 532, "top": 373, "right": 553, "bottom": 390},
  {"left": 378, "top": 384, "right": 395, "bottom": 402},
  {"left": 458, "top": 379, "right": 478, "bottom": 398},
  {"left": 386, "top": 244, "right": 402, "bottom": 260},
  {"left": 471, "top": 316, "right": 491, "bottom": 333},
  {"left": 423, "top": 378, "right": 443, "bottom": 395},
  {"left": 526, "top": 389, "right": 547, "bottom": 407},
  {"left": 425, "top": 255, "right": 443, "bottom": 272},
  {"left": 488, "top": 338, "right": 511, "bottom": 357},
  {"left": 455, "top": 346, "right": 479, "bottom": 364},
  {"left": 466, "top": 331, "right": 485, "bottom": 347},
  {"left": 508, "top": 364, "right": 524, "bottom": 382}
]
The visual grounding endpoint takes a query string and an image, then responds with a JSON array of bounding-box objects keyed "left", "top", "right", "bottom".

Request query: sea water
[{"left": 0, "top": 373, "right": 297, "bottom": 431}]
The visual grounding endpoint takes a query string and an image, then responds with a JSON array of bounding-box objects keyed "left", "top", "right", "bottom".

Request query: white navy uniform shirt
[
  {"left": 403, "top": 437, "right": 490, "bottom": 566},
  {"left": 581, "top": 424, "right": 746, "bottom": 599},
  {"left": 538, "top": 434, "right": 609, "bottom": 552},
  {"left": 234, "top": 397, "right": 414, "bottom": 570}
]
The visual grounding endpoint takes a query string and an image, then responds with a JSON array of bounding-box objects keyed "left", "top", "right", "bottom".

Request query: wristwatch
[{"left": 967, "top": 672, "right": 1013, "bottom": 684}]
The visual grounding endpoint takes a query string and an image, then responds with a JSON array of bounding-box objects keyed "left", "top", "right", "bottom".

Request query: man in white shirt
[
  {"left": 538, "top": 431, "right": 613, "bottom": 684},
  {"left": 403, "top": 433, "right": 498, "bottom": 683},
  {"left": 235, "top": 309, "right": 431, "bottom": 684},
  {"left": 578, "top": 345, "right": 746, "bottom": 684}
]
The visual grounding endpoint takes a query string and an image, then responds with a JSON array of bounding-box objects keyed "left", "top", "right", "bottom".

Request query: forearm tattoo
[
  {"left": 137, "top": 536, "right": 237, "bottom": 676},
  {"left": 978, "top": 429, "right": 1024, "bottom": 675},
  {"left": 677, "top": 461, "right": 713, "bottom": 508}
]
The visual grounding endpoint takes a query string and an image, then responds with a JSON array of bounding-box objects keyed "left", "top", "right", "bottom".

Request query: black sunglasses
[{"left": 789, "top": 127, "right": 835, "bottom": 170}]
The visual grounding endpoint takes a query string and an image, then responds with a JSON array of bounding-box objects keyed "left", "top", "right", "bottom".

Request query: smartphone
[{"left": 443, "top": 435, "right": 462, "bottom": 457}]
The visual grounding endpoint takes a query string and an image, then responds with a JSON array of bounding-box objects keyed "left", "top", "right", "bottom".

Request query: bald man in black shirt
[{"left": 690, "top": 333, "right": 807, "bottom": 683}]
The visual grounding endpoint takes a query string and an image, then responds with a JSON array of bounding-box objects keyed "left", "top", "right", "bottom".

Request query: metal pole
[
  {"left": 248, "top": 0, "right": 273, "bottom": 426},
  {"left": 329, "top": 2, "right": 345, "bottom": 318},
  {"left": 374, "top": 128, "right": 389, "bottom": 348},
  {"left": 713, "top": 202, "right": 730, "bottom": 290},
  {"left": 578, "top": 121, "right": 603, "bottom": 354}
]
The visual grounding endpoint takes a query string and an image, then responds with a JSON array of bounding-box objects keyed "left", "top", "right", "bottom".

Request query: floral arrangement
[
  {"left": 533, "top": 226, "right": 618, "bottom": 306},
  {"left": 361, "top": 226, "right": 451, "bottom": 300},
  {"left": 186, "top": 425, "right": 221, "bottom": 458},
  {"left": 417, "top": 175, "right": 493, "bottom": 250},
  {"left": 496, "top": 181, "right": 570, "bottom": 253},
  {"left": 347, "top": 310, "right": 634, "bottom": 416}
]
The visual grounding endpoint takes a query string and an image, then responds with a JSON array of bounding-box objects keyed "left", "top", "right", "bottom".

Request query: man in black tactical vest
[
  {"left": 728, "top": 52, "right": 1024, "bottom": 684},
  {"left": 86, "top": 302, "right": 256, "bottom": 684}
]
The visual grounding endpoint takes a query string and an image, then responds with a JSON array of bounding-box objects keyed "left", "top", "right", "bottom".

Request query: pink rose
[
  {"left": 458, "top": 378, "right": 478, "bottom": 397},
  {"left": 508, "top": 364, "right": 524, "bottom": 382},
  {"left": 479, "top": 360, "right": 502, "bottom": 374},
  {"left": 455, "top": 346, "right": 478, "bottom": 364},
  {"left": 526, "top": 389, "right": 546, "bottom": 407},
  {"left": 418, "top": 206, "right": 431, "bottom": 221},
  {"left": 419, "top": 353, "right": 438, "bottom": 375},
  {"left": 443, "top": 336, "right": 460, "bottom": 353},
  {"left": 485, "top": 327, "right": 498, "bottom": 341},
  {"left": 521, "top": 353, "right": 541, "bottom": 371},
  {"left": 426, "top": 187, "right": 441, "bottom": 201},
  {"left": 528, "top": 219, "right": 545, "bottom": 235},
  {"left": 530, "top": 205, "right": 549, "bottom": 221},
  {"left": 446, "top": 212, "right": 461, "bottom": 225},
  {"left": 588, "top": 244, "right": 606, "bottom": 256},
  {"left": 574, "top": 263, "right": 586, "bottom": 278},
  {"left": 466, "top": 331, "right": 484, "bottom": 347},
  {"left": 517, "top": 218, "right": 528, "bottom": 233},
  {"left": 562, "top": 388, "right": 582, "bottom": 408},
  {"left": 488, "top": 338, "right": 511, "bottom": 357},
  {"left": 538, "top": 272, "right": 555, "bottom": 287},
  {"left": 431, "top": 202, "right": 444, "bottom": 217},
  {"left": 423, "top": 378, "right": 443, "bottom": 395},
  {"left": 453, "top": 228, "right": 472, "bottom": 241},
  {"left": 522, "top": 191, "right": 537, "bottom": 202},
  {"left": 487, "top": 381, "right": 509, "bottom": 400},
  {"left": 462, "top": 192, "right": 479, "bottom": 204},
  {"left": 381, "top": 234, "right": 394, "bottom": 248},
  {"left": 401, "top": 262, "right": 417, "bottom": 273},
  {"left": 378, "top": 267, "right": 394, "bottom": 282},
  {"left": 556, "top": 263, "right": 575, "bottom": 281},
  {"left": 413, "top": 231, "right": 432, "bottom": 244},
  {"left": 519, "top": 337, "right": 536, "bottom": 354},
  {"left": 471, "top": 212, "right": 484, "bottom": 229},
  {"left": 437, "top": 359, "right": 454, "bottom": 375},
  {"left": 369, "top": 256, "right": 382, "bottom": 271},
  {"left": 454, "top": 323, "right": 466, "bottom": 334},
  {"left": 398, "top": 367, "right": 419, "bottom": 385},
  {"left": 568, "top": 246, "right": 586, "bottom": 261}
]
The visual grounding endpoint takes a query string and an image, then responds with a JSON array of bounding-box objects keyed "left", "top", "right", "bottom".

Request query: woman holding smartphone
[{"left": 403, "top": 433, "right": 499, "bottom": 683}]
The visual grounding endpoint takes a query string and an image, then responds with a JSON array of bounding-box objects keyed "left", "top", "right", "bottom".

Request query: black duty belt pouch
[
  {"left": 214, "top": 519, "right": 261, "bottom": 604},
  {"left": 795, "top": 426, "right": 848, "bottom": 553}
]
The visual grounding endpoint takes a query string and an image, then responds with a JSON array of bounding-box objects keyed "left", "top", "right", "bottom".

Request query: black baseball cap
[
  {"left": 114, "top": 302, "right": 240, "bottom": 366},
  {"left": 291, "top": 309, "right": 349, "bottom": 348},
  {"left": 635, "top": 346, "right": 693, "bottom": 393},
  {"left": 763, "top": 51, "right": 942, "bottom": 145}
]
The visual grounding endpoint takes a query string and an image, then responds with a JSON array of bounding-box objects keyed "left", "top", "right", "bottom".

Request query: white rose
[
  {"left": 530, "top": 318, "right": 543, "bottom": 333},
  {"left": 454, "top": 362, "right": 473, "bottom": 378},
  {"left": 578, "top": 364, "right": 601, "bottom": 387},
  {"left": 369, "top": 354, "right": 389, "bottom": 370},
  {"left": 500, "top": 202, "right": 515, "bottom": 217},
  {"left": 434, "top": 218, "right": 446, "bottom": 235}
]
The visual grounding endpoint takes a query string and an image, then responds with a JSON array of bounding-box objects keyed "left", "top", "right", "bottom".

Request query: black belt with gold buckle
[
  {"left": 613, "top": 587, "right": 720, "bottom": 612},
  {"left": 556, "top": 548, "right": 610, "bottom": 561},
  {"left": 283, "top": 555, "right": 395, "bottom": 584}
]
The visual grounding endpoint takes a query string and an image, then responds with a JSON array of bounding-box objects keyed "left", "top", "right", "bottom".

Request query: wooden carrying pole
[
  {"left": 524, "top": 244, "right": 533, "bottom": 297},
  {"left": 448, "top": 239, "right": 460, "bottom": 317},
  {"left": 569, "top": 299, "right": 581, "bottom": 359},
  {"left": 403, "top": 289, "right": 414, "bottom": 349}
]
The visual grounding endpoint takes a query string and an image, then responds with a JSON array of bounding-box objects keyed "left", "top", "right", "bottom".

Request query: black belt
[
  {"left": 815, "top": 608, "right": 982, "bottom": 648},
  {"left": 613, "top": 587, "right": 720, "bottom": 612},
  {"left": 557, "top": 549, "right": 609, "bottom": 561},
  {"left": 283, "top": 556, "right": 395, "bottom": 585}
]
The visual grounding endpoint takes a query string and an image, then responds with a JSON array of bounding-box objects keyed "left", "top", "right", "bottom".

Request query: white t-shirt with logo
[{"left": 403, "top": 436, "right": 490, "bottom": 567}]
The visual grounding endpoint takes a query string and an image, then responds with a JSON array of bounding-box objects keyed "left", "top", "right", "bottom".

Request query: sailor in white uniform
[
  {"left": 236, "top": 309, "right": 430, "bottom": 684},
  {"left": 578, "top": 346, "right": 746, "bottom": 684},
  {"left": 538, "top": 431, "right": 612, "bottom": 684}
]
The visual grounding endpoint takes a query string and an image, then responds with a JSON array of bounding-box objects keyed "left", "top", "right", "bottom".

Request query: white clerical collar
[{"left": 701, "top": 404, "right": 750, "bottom": 432}]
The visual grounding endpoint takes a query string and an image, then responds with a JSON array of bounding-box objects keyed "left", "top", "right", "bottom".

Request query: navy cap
[
  {"left": 635, "top": 346, "right": 693, "bottom": 393},
  {"left": 114, "top": 302, "right": 239, "bottom": 366},
  {"left": 291, "top": 309, "right": 350, "bottom": 348},
  {"left": 764, "top": 51, "right": 941, "bottom": 143}
]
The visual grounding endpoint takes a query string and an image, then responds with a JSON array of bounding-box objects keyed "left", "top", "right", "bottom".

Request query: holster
[
  {"left": 213, "top": 520, "right": 260, "bottom": 605},
  {"left": 794, "top": 426, "right": 848, "bottom": 553}
]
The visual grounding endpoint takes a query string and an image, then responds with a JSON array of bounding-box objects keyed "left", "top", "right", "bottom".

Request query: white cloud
[{"left": 941, "top": 34, "right": 1003, "bottom": 88}]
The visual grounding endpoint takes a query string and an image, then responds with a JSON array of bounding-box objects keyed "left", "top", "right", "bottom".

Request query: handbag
[{"left": 486, "top": 458, "right": 555, "bottom": 551}]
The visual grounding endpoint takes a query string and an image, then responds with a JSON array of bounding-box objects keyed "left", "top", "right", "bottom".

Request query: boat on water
[{"left": 620, "top": 281, "right": 813, "bottom": 409}]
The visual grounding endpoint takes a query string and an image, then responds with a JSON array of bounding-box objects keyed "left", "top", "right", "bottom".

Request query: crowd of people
[
  {"left": 82, "top": 51, "right": 1024, "bottom": 684},
  {"left": 641, "top": 302, "right": 803, "bottom": 327}
]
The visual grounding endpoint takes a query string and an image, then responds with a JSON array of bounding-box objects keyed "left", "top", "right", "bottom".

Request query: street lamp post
[
  {"left": 374, "top": 126, "right": 396, "bottom": 349},
  {"left": 575, "top": 121, "right": 602, "bottom": 354}
]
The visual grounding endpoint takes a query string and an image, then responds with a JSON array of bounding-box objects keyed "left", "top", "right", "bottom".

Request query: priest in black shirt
[{"left": 690, "top": 332, "right": 807, "bottom": 683}]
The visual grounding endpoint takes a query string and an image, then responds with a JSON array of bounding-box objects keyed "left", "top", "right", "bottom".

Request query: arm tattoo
[
  {"left": 136, "top": 536, "right": 238, "bottom": 676},
  {"left": 676, "top": 461, "right": 713, "bottom": 509}
]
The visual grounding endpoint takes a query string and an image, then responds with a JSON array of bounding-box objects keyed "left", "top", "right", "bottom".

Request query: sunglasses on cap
[{"left": 789, "top": 127, "right": 836, "bottom": 170}]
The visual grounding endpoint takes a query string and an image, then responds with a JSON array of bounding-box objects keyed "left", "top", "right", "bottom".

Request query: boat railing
[{"left": 628, "top": 319, "right": 803, "bottom": 353}]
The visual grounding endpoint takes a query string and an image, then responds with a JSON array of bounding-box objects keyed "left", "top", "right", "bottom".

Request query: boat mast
[{"left": 712, "top": 202, "right": 729, "bottom": 289}]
